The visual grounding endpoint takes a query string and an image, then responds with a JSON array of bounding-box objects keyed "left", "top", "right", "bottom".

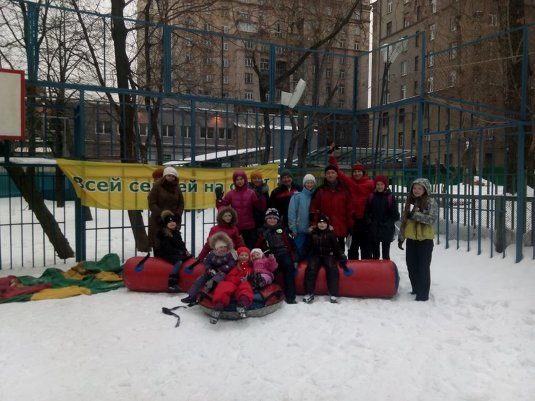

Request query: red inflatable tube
[
  {"left": 123, "top": 256, "right": 204, "bottom": 293},
  {"left": 291, "top": 259, "right": 399, "bottom": 298}
]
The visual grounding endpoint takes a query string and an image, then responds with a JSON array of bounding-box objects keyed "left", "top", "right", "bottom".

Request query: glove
[
  {"left": 247, "top": 272, "right": 266, "bottom": 289},
  {"left": 398, "top": 240, "right": 404, "bottom": 250},
  {"left": 184, "top": 258, "right": 200, "bottom": 274},
  {"left": 215, "top": 186, "right": 224, "bottom": 200}
]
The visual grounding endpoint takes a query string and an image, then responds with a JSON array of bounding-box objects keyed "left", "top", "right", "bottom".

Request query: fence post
[{"left": 495, "top": 195, "right": 506, "bottom": 253}]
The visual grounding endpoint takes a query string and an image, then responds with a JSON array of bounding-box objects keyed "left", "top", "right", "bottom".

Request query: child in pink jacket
[{"left": 247, "top": 248, "right": 278, "bottom": 289}]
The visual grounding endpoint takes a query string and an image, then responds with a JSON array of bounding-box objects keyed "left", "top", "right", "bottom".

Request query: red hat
[
  {"left": 374, "top": 175, "right": 389, "bottom": 187},
  {"left": 351, "top": 162, "right": 365, "bottom": 172},
  {"left": 237, "top": 246, "right": 251, "bottom": 256}
]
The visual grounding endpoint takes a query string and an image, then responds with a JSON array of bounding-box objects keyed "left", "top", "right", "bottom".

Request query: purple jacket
[{"left": 216, "top": 170, "right": 266, "bottom": 231}]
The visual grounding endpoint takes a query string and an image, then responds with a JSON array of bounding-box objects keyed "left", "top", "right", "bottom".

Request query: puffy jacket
[
  {"left": 287, "top": 187, "right": 314, "bottom": 236},
  {"left": 154, "top": 229, "right": 190, "bottom": 264},
  {"left": 217, "top": 171, "right": 266, "bottom": 231},
  {"left": 252, "top": 256, "right": 278, "bottom": 285},
  {"left": 329, "top": 154, "right": 374, "bottom": 219},
  {"left": 364, "top": 189, "right": 400, "bottom": 242},
  {"left": 307, "top": 228, "right": 346, "bottom": 259},
  {"left": 309, "top": 181, "right": 353, "bottom": 237},
  {"left": 399, "top": 178, "right": 438, "bottom": 242},
  {"left": 256, "top": 223, "right": 296, "bottom": 261},
  {"left": 148, "top": 178, "right": 185, "bottom": 248},
  {"left": 268, "top": 183, "right": 301, "bottom": 226},
  {"left": 197, "top": 207, "right": 243, "bottom": 260}
]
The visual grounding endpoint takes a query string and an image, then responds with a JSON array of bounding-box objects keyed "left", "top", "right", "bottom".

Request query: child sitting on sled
[
  {"left": 181, "top": 232, "right": 236, "bottom": 305},
  {"left": 303, "top": 214, "right": 349, "bottom": 304},
  {"left": 154, "top": 210, "right": 192, "bottom": 291},
  {"left": 209, "top": 246, "right": 254, "bottom": 324},
  {"left": 247, "top": 248, "right": 278, "bottom": 289}
]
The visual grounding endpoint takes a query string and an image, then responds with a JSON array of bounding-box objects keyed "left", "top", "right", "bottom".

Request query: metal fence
[{"left": 0, "top": 1, "right": 533, "bottom": 268}]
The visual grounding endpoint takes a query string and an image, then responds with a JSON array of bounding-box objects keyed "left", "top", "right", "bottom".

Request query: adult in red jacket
[
  {"left": 216, "top": 170, "right": 266, "bottom": 249},
  {"left": 328, "top": 144, "right": 375, "bottom": 259},
  {"left": 309, "top": 164, "right": 354, "bottom": 250}
]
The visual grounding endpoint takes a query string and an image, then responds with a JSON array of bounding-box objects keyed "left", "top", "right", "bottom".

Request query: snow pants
[
  {"left": 304, "top": 255, "right": 340, "bottom": 297},
  {"left": 348, "top": 218, "right": 371, "bottom": 260},
  {"left": 212, "top": 280, "right": 254, "bottom": 308}
]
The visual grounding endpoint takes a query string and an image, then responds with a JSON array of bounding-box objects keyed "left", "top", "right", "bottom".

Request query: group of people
[{"left": 146, "top": 149, "right": 438, "bottom": 323}]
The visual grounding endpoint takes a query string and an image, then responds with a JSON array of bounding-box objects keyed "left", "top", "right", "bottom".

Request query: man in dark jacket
[{"left": 268, "top": 169, "right": 301, "bottom": 229}]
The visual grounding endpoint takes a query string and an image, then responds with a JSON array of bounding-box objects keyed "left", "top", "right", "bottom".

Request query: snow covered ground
[{"left": 1, "top": 242, "right": 534, "bottom": 401}]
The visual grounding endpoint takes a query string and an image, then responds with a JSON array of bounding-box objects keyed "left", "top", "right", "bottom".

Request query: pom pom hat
[
  {"left": 250, "top": 248, "right": 264, "bottom": 258},
  {"left": 264, "top": 208, "right": 280, "bottom": 221}
]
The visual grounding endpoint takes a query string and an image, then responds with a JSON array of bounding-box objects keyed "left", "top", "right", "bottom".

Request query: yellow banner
[{"left": 57, "top": 159, "right": 279, "bottom": 210}]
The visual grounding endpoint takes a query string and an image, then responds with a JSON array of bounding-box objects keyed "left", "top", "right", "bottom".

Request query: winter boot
[
  {"left": 181, "top": 295, "right": 197, "bottom": 305},
  {"left": 209, "top": 302, "right": 224, "bottom": 324},
  {"left": 236, "top": 296, "right": 249, "bottom": 318},
  {"left": 329, "top": 296, "right": 338, "bottom": 304},
  {"left": 303, "top": 294, "right": 314, "bottom": 304}
]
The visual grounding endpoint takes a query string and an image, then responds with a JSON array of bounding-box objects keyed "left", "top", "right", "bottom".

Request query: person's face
[
  {"left": 238, "top": 252, "right": 250, "bottom": 262},
  {"left": 222, "top": 213, "right": 233, "bottom": 223},
  {"left": 265, "top": 216, "right": 279, "bottom": 226},
  {"left": 325, "top": 170, "right": 338, "bottom": 182},
  {"left": 165, "top": 174, "right": 177, "bottom": 181},
  {"left": 281, "top": 175, "right": 292, "bottom": 187},
  {"left": 352, "top": 169, "right": 364, "bottom": 180},
  {"left": 412, "top": 184, "right": 426, "bottom": 198},
  {"left": 215, "top": 245, "right": 229, "bottom": 256},
  {"left": 251, "top": 252, "right": 262, "bottom": 262},
  {"left": 234, "top": 176, "right": 245, "bottom": 187},
  {"left": 166, "top": 220, "right": 177, "bottom": 229},
  {"left": 317, "top": 221, "right": 328, "bottom": 230},
  {"left": 304, "top": 180, "right": 315, "bottom": 190},
  {"left": 252, "top": 177, "right": 263, "bottom": 187},
  {"left": 375, "top": 182, "right": 386, "bottom": 192}
]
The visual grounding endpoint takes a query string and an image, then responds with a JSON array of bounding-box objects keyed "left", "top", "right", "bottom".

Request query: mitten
[
  {"left": 213, "top": 272, "right": 226, "bottom": 283},
  {"left": 184, "top": 258, "right": 200, "bottom": 274},
  {"left": 215, "top": 186, "right": 224, "bottom": 200},
  {"left": 398, "top": 240, "right": 404, "bottom": 250}
]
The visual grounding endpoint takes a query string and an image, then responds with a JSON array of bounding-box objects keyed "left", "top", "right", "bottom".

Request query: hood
[{"left": 411, "top": 178, "right": 432, "bottom": 195}]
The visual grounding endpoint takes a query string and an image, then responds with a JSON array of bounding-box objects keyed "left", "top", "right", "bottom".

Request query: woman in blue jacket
[{"left": 287, "top": 174, "right": 316, "bottom": 261}]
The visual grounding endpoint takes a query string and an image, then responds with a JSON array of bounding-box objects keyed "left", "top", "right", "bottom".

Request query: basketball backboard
[{"left": 0, "top": 69, "right": 25, "bottom": 140}]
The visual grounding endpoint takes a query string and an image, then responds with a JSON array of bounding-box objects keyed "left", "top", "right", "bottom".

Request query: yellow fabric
[
  {"left": 403, "top": 219, "right": 435, "bottom": 241},
  {"left": 94, "top": 272, "right": 122, "bottom": 282},
  {"left": 57, "top": 159, "right": 278, "bottom": 210},
  {"left": 31, "top": 286, "right": 91, "bottom": 301}
]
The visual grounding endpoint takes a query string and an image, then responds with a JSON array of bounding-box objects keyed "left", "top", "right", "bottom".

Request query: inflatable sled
[
  {"left": 197, "top": 283, "right": 285, "bottom": 320},
  {"left": 291, "top": 259, "right": 399, "bottom": 299},
  {"left": 123, "top": 255, "right": 205, "bottom": 292}
]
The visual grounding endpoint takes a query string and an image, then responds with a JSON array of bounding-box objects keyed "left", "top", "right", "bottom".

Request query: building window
[
  {"left": 181, "top": 126, "right": 191, "bottom": 138},
  {"left": 430, "top": 24, "right": 436, "bottom": 40},
  {"left": 338, "top": 85, "right": 345, "bottom": 95},
  {"left": 404, "top": 14, "right": 410, "bottom": 28},
  {"left": 449, "top": 71, "right": 457, "bottom": 87},
  {"left": 382, "top": 112, "right": 389, "bottom": 126},
  {"left": 223, "top": 75, "right": 229, "bottom": 84},
  {"left": 245, "top": 56, "right": 254, "bottom": 67},
  {"left": 223, "top": 41, "right": 228, "bottom": 51},
  {"left": 96, "top": 121, "right": 113, "bottom": 135},
  {"left": 204, "top": 74, "right": 213, "bottom": 82},
  {"left": 450, "top": 15, "right": 459, "bottom": 31},
  {"left": 162, "top": 124, "right": 175, "bottom": 137},
  {"left": 260, "top": 58, "right": 269, "bottom": 70},
  {"left": 339, "top": 39, "right": 346, "bottom": 48},
  {"left": 413, "top": 80, "right": 419, "bottom": 94},
  {"left": 398, "top": 132, "right": 404, "bottom": 146},
  {"left": 399, "top": 108, "right": 406, "bottom": 124},
  {"left": 244, "top": 90, "right": 253, "bottom": 100},
  {"left": 204, "top": 57, "right": 212, "bottom": 65},
  {"left": 400, "top": 84, "right": 407, "bottom": 99},
  {"left": 274, "top": 22, "right": 282, "bottom": 37},
  {"left": 353, "top": 42, "right": 360, "bottom": 50},
  {"left": 489, "top": 13, "right": 497, "bottom": 26},
  {"left": 387, "top": 1, "right": 393, "bottom": 13},
  {"left": 431, "top": 0, "right": 437, "bottom": 13},
  {"left": 245, "top": 72, "right": 253, "bottom": 84},
  {"left": 428, "top": 53, "right": 434, "bottom": 67},
  {"left": 386, "top": 21, "right": 392, "bottom": 36},
  {"left": 449, "top": 42, "right": 458, "bottom": 60},
  {"left": 243, "top": 40, "right": 253, "bottom": 49},
  {"left": 326, "top": 68, "right": 332, "bottom": 79},
  {"left": 415, "top": 31, "right": 420, "bottom": 47},
  {"left": 223, "top": 58, "right": 229, "bottom": 68},
  {"left": 414, "top": 56, "right": 419, "bottom": 71},
  {"left": 427, "top": 77, "right": 434, "bottom": 92},
  {"left": 222, "top": 25, "right": 229, "bottom": 33},
  {"left": 185, "top": 54, "right": 192, "bottom": 63},
  {"left": 200, "top": 127, "right": 215, "bottom": 139},
  {"left": 340, "top": 70, "right": 346, "bottom": 79},
  {"left": 218, "top": 128, "right": 232, "bottom": 139},
  {"left": 401, "top": 61, "right": 407, "bottom": 76}
]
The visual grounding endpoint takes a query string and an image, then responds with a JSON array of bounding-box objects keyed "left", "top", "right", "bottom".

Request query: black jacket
[{"left": 364, "top": 189, "right": 400, "bottom": 242}]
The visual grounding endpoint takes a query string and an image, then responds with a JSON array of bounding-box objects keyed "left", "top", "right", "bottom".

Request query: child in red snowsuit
[{"left": 210, "top": 247, "right": 254, "bottom": 323}]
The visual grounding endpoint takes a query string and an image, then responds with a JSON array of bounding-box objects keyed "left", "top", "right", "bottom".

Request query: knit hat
[
  {"left": 374, "top": 175, "right": 389, "bottom": 187},
  {"left": 161, "top": 210, "right": 177, "bottom": 225},
  {"left": 324, "top": 164, "right": 338, "bottom": 173},
  {"left": 163, "top": 166, "right": 178, "bottom": 178},
  {"left": 317, "top": 214, "right": 330, "bottom": 224},
  {"left": 250, "top": 171, "right": 263, "bottom": 180},
  {"left": 351, "top": 162, "right": 365, "bottom": 172},
  {"left": 236, "top": 246, "right": 251, "bottom": 256},
  {"left": 280, "top": 169, "right": 292, "bottom": 179},
  {"left": 302, "top": 174, "right": 316, "bottom": 186},
  {"left": 250, "top": 248, "right": 264, "bottom": 258},
  {"left": 265, "top": 208, "right": 280, "bottom": 221}
]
